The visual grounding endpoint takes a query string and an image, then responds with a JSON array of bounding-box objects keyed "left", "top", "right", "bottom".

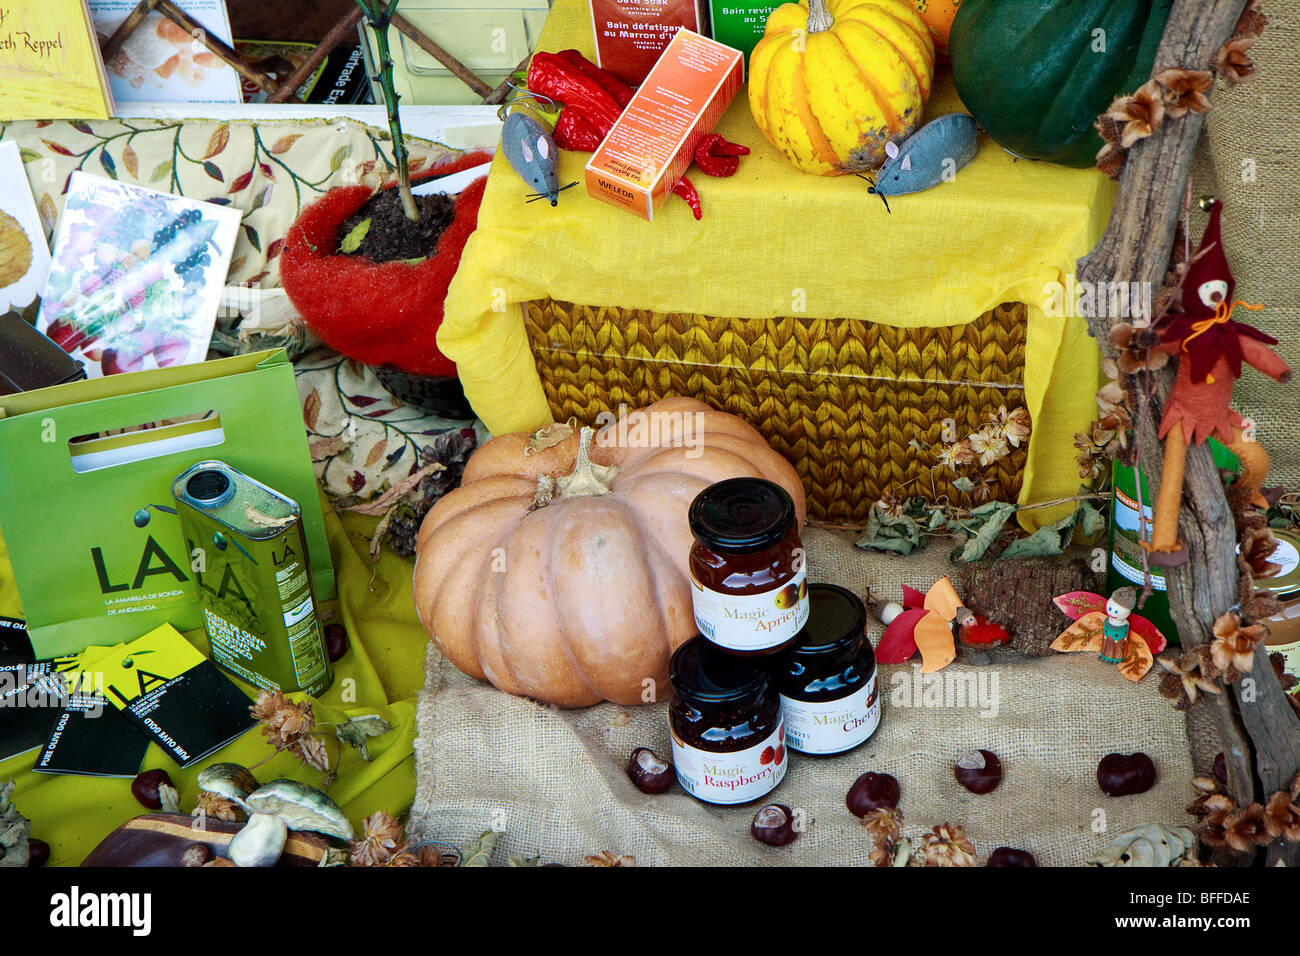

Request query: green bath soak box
[{"left": 708, "top": 1, "right": 779, "bottom": 71}]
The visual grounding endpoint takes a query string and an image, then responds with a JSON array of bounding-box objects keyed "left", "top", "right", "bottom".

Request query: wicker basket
[{"left": 523, "top": 299, "right": 1029, "bottom": 524}]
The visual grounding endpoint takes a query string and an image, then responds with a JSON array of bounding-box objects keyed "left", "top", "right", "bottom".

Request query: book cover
[
  {"left": 0, "top": 616, "right": 33, "bottom": 667},
  {"left": 0, "top": 659, "right": 61, "bottom": 762},
  {"left": 0, "top": 142, "right": 53, "bottom": 314},
  {"left": 90, "top": 0, "right": 241, "bottom": 104},
  {"left": 0, "top": 1, "right": 113, "bottom": 120},
  {"left": 36, "top": 171, "right": 241, "bottom": 378},
  {"left": 68, "top": 623, "right": 256, "bottom": 768}
]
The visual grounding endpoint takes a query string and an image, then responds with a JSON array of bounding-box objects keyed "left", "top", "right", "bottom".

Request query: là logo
[{"left": 92, "top": 535, "right": 188, "bottom": 594}]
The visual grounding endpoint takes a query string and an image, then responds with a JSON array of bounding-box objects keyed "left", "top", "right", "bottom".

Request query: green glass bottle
[{"left": 1106, "top": 441, "right": 1238, "bottom": 645}]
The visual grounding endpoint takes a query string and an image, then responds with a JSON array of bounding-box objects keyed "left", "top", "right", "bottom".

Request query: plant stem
[
  {"left": 357, "top": 0, "right": 420, "bottom": 221},
  {"left": 806, "top": 0, "right": 834, "bottom": 33}
]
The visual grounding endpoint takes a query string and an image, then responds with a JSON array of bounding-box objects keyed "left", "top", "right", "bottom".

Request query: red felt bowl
[{"left": 279, "top": 152, "right": 491, "bottom": 379}]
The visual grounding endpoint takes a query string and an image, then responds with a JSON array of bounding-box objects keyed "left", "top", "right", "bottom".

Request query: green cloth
[{"left": 0, "top": 504, "right": 428, "bottom": 866}]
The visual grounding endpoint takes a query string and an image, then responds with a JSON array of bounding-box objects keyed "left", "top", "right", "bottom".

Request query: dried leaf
[
  {"left": 309, "top": 433, "right": 353, "bottom": 460},
  {"left": 951, "top": 502, "right": 1016, "bottom": 563},
  {"left": 458, "top": 830, "right": 499, "bottom": 867},
  {"left": 244, "top": 505, "right": 296, "bottom": 530},
  {"left": 524, "top": 421, "right": 575, "bottom": 455},
  {"left": 303, "top": 388, "right": 321, "bottom": 430},
  {"left": 0, "top": 781, "right": 31, "bottom": 867},
  {"left": 1052, "top": 611, "right": 1106, "bottom": 653},
  {"left": 342, "top": 462, "right": 445, "bottom": 517},
  {"left": 336, "top": 715, "right": 393, "bottom": 762},
  {"left": 585, "top": 850, "right": 635, "bottom": 866},
  {"left": 158, "top": 783, "right": 181, "bottom": 814},
  {"left": 292, "top": 734, "right": 330, "bottom": 772}
]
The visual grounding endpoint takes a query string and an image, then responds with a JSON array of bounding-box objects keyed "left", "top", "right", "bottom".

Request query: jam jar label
[
  {"left": 690, "top": 567, "right": 809, "bottom": 652},
  {"left": 669, "top": 720, "right": 787, "bottom": 804},
  {"left": 780, "top": 673, "right": 880, "bottom": 755}
]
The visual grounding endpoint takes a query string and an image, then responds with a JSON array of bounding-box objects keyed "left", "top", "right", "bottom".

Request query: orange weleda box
[{"left": 584, "top": 29, "right": 743, "bottom": 222}]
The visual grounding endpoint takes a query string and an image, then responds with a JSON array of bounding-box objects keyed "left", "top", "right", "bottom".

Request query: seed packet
[{"left": 36, "top": 171, "right": 241, "bottom": 378}]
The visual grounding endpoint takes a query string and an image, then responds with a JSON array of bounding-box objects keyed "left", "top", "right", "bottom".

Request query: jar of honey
[{"left": 688, "top": 478, "right": 809, "bottom": 655}]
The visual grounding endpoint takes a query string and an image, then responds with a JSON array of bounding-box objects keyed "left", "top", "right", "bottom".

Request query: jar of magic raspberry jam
[
  {"left": 688, "top": 477, "right": 809, "bottom": 655},
  {"left": 775, "top": 583, "right": 880, "bottom": 756},
  {"left": 668, "top": 636, "right": 788, "bottom": 805}
]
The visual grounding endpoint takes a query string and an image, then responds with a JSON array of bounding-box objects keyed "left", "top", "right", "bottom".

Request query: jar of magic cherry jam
[
  {"left": 668, "top": 636, "right": 788, "bottom": 805},
  {"left": 775, "top": 584, "right": 880, "bottom": 756},
  {"left": 688, "top": 477, "right": 809, "bottom": 655}
]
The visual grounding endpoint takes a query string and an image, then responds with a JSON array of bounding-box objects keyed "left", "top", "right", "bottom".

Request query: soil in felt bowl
[{"left": 338, "top": 189, "right": 456, "bottom": 262}]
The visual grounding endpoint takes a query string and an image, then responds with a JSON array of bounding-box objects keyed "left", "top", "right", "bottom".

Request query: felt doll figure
[
  {"left": 1143, "top": 199, "right": 1293, "bottom": 565},
  {"left": 1099, "top": 587, "right": 1136, "bottom": 664}
]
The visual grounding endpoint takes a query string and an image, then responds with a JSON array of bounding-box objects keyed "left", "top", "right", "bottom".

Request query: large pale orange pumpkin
[
  {"left": 412, "top": 398, "right": 806, "bottom": 707},
  {"left": 748, "top": 0, "right": 935, "bottom": 176}
]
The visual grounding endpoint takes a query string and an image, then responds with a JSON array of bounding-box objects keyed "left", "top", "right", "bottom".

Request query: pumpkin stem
[
  {"left": 556, "top": 426, "right": 618, "bottom": 498},
  {"left": 806, "top": 0, "right": 833, "bottom": 33}
]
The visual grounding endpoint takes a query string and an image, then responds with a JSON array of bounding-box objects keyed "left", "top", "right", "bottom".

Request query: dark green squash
[{"left": 950, "top": 0, "right": 1173, "bottom": 167}]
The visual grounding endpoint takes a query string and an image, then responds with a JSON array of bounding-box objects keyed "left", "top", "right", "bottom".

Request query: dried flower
[
  {"left": 1111, "top": 322, "right": 1169, "bottom": 375},
  {"left": 1270, "top": 652, "right": 1299, "bottom": 695},
  {"left": 251, "top": 689, "right": 315, "bottom": 749},
  {"left": 1233, "top": 0, "right": 1268, "bottom": 40},
  {"left": 988, "top": 406, "right": 1032, "bottom": 448},
  {"left": 1211, "top": 612, "right": 1265, "bottom": 674},
  {"left": 585, "top": 850, "right": 635, "bottom": 867},
  {"left": 1157, "top": 652, "right": 1221, "bottom": 709},
  {"left": 1221, "top": 804, "right": 1273, "bottom": 853},
  {"left": 193, "top": 790, "right": 241, "bottom": 824},
  {"left": 1095, "top": 142, "right": 1126, "bottom": 181},
  {"left": 874, "top": 492, "right": 906, "bottom": 519},
  {"left": 1241, "top": 525, "right": 1282, "bottom": 579},
  {"left": 861, "top": 807, "right": 904, "bottom": 868},
  {"left": 350, "top": 810, "right": 406, "bottom": 867},
  {"left": 935, "top": 440, "right": 975, "bottom": 471},
  {"left": 1263, "top": 792, "right": 1300, "bottom": 843},
  {"left": 1154, "top": 68, "right": 1214, "bottom": 118},
  {"left": 918, "top": 823, "right": 978, "bottom": 867},
  {"left": 1215, "top": 35, "right": 1259, "bottom": 85},
  {"left": 1106, "top": 80, "right": 1166, "bottom": 148},
  {"left": 967, "top": 425, "right": 1010, "bottom": 466},
  {"left": 293, "top": 734, "right": 331, "bottom": 773}
]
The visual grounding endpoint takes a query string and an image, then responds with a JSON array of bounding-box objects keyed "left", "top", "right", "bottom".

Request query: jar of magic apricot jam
[
  {"left": 668, "top": 636, "right": 788, "bottom": 805},
  {"left": 688, "top": 477, "right": 809, "bottom": 655},
  {"left": 775, "top": 584, "right": 880, "bottom": 755}
]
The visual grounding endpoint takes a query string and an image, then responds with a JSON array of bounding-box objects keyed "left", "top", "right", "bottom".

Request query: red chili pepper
[
  {"left": 694, "top": 133, "right": 750, "bottom": 177},
  {"left": 554, "top": 107, "right": 603, "bottom": 152},
  {"left": 673, "top": 176, "right": 702, "bottom": 220},
  {"left": 527, "top": 51, "right": 622, "bottom": 135},
  {"left": 556, "top": 49, "right": 635, "bottom": 108}
]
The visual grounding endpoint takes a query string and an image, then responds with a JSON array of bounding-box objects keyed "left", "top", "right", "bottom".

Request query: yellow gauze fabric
[{"left": 438, "top": 0, "right": 1113, "bottom": 529}]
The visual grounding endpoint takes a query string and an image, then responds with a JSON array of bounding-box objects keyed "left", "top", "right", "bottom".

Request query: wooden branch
[
  {"left": 482, "top": 54, "right": 531, "bottom": 106},
  {"left": 99, "top": 0, "right": 161, "bottom": 64},
  {"left": 374, "top": 1, "right": 493, "bottom": 98},
  {"left": 268, "top": 7, "right": 365, "bottom": 104},
  {"left": 1078, "top": 0, "right": 1300, "bottom": 867},
  {"left": 155, "top": 0, "right": 288, "bottom": 101}
]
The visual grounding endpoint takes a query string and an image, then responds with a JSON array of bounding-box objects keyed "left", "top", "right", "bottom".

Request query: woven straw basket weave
[{"left": 523, "top": 299, "right": 1029, "bottom": 524}]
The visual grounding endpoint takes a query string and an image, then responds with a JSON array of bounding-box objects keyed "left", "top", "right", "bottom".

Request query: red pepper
[
  {"left": 527, "top": 51, "right": 622, "bottom": 135},
  {"left": 554, "top": 107, "right": 603, "bottom": 152},
  {"left": 694, "top": 133, "right": 750, "bottom": 177},
  {"left": 673, "top": 176, "right": 702, "bottom": 220},
  {"left": 556, "top": 49, "right": 635, "bottom": 108}
]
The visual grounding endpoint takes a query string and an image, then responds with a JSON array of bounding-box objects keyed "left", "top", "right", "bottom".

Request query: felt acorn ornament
[{"left": 1144, "top": 198, "right": 1293, "bottom": 565}]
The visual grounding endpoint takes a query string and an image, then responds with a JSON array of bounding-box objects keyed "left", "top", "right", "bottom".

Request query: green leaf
[
  {"left": 150, "top": 159, "right": 173, "bottom": 182},
  {"left": 339, "top": 217, "right": 371, "bottom": 254},
  {"left": 1078, "top": 500, "right": 1106, "bottom": 539},
  {"left": 335, "top": 714, "right": 393, "bottom": 761},
  {"left": 926, "top": 508, "right": 947, "bottom": 531},
  {"left": 458, "top": 830, "right": 499, "bottom": 867},
  {"left": 951, "top": 501, "right": 1015, "bottom": 563},
  {"left": 329, "top": 144, "right": 353, "bottom": 174},
  {"left": 999, "top": 509, "right": 1077, "bottom": 561},
  {"left": 953, "top": 477, "right": 974, "bottom": 493},
  {"left": 0, "top": 780, "right": 31, "bottom": 867},
  {"left": 855, "top": 508, "right": 922, "bottom": 556},
  {"left": 18, "top": 148, "right": 39, "bottom": 165},
  {"left": 507, "top": 853, "right": 540, "bottom": 867}
]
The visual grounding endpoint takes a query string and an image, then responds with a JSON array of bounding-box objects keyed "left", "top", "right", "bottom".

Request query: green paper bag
[{"left": 0, "top": 349, "right": 334, "bottom": 660}]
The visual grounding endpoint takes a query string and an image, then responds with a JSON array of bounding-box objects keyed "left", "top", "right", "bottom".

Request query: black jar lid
[
  {"left": 670, "top": 636, "right": 772, "bottom": 706},
  {"left": 688, "top": 477, "right": 796, "bottom": 553},
  {"left": 789, "top": 584, "right": 868, "bottom": 656}
]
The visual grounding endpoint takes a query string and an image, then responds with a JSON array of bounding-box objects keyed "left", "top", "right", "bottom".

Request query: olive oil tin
[{"left": 171, "top": 461, "right": 333, "bottom": 696}]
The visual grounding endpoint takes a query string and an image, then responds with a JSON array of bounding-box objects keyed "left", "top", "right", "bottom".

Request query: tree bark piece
[
  {"left": 1077, "top": 0, "right": 1300, "bottom": 866},
  {"left": 955, "top": 553, "right": 1102, "bottom": 657}
]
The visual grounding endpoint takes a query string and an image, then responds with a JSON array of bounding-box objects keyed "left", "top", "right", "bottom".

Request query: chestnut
[
  {"left": 180, "top": 842, "right": 213, "bottom": 867},
  {"left": 131, "top": 768, "right": 174, "bottom": 810},
  {"left": 1097, "top": 752, "right": 1156, "bottom": 797},
  {"left": 846, "top": 771, "right": 900, "bottom": 817},
  {"left": 27, "top": 838, "right": 50, "bottom": 867},
  {"left": 751, "top": 804, "right": 798, "bottom": 847},
  {"left": 987, "top": 847, "right": 1036, "bottom": 867},
  {"left": 324, "top": 623, "right": 349, "bottom": 663},
  {"left": 627, "top": 747, "right": 675, "bottom": 794},
  {"left": 954, "top": 749, "right": 1002, "bottom": 794}
]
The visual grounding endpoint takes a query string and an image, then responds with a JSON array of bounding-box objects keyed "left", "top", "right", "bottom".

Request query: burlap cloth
[
  {"left": 408, "top": 528, "right": 1202, "bottom": 866},
  {"left": 1191, "top": 7, "right": 1300, "bottom": 489}
]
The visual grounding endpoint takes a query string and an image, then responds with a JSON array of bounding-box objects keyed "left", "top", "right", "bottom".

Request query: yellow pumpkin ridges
[
  {"left": 787, "top": 47, "right": 844, "bottom": 175},
  {"left": 843, "top": 2, "right": 933, "bottom": 97},
  {"left": 803, "top": 30, "right": 896, "bottom": 166}
]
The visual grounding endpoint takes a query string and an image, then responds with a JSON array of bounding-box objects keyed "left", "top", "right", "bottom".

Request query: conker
[
  {"left": 987, "top": 847, "right": 1036, "bottom": 867},
  {"left": 750, "top": 804, "right": 798, "bottom": 847},
  {"left": 324, "top": 623, "right": 349, "bottom": 662},
  {"left": 627, "top": 747, "right": 675, "bottom": 794},
  {"left": 180, "top": 842, "right": 212, "bottom": 867},
  {"left": 846, "top": 771, "right": 900, "bottom": 817},
  {"left": 954, "top": 749, "right": 1002, "bottom": 794},
  {"left": 27, "top": 838, "right": 49, "bottom": 867},
  {"left": 131, "top": 768, "right": 174, "bottom": 809},
  {"left": 1097, "top": 752, "right": 1156, "bottom": 796}
]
